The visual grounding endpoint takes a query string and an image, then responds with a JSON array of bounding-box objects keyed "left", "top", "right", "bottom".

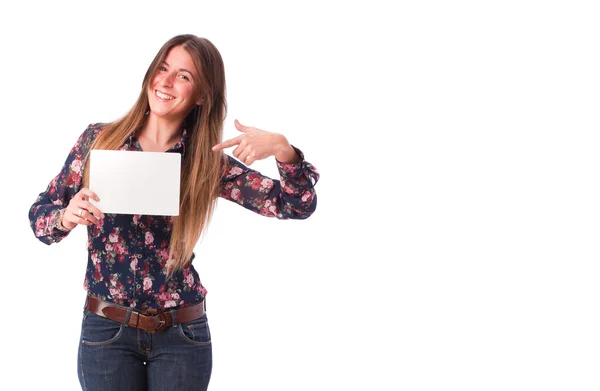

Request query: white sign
[{"left": 89, "top": 150, "right": 181, "bottom": 216}]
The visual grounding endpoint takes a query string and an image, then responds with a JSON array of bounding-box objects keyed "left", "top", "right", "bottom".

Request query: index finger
[
  {"left": 77, "top": 187, "right": 100, "bottom": 202},
  {"left": 212, "top": 135, "right": 243, "bottom": 152}
]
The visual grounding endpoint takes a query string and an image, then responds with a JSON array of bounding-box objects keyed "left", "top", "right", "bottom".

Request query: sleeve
[
  {"left": 28, "top": 123, "right": 102, "bottom": 244},
  {"left": 219, "top": 146, "right": 320, "bottom": 219}
]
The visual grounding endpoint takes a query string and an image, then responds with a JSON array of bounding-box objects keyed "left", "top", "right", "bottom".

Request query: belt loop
[
  {"left": 170, "top": 309, "right": 178, "bottom": 327},
  {"left": 123, "top": 308, "right": 133, "bottom": 327}
]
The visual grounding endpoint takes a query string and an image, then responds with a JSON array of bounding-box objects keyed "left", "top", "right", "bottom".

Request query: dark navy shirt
[{"left": 29, "top": 123, "right": 319, "bottom": 310}]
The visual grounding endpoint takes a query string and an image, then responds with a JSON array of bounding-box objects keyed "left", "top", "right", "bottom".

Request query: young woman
[{"left": 29, "top": 34, "right": 319, "bottom": 391}]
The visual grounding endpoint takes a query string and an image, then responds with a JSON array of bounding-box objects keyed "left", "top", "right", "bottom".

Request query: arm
[
  {"left": 28, "top": 123, "right": 102, "bottom": 244},
  {"left": 220, "top": 147, "right": 319, "bottom": 219},
  {"left": 214, "top": 119, "right": 319, "bottom": 219}
]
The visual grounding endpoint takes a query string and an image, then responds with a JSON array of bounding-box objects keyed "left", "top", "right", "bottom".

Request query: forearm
[{"left": 220, "top": 150, "right": 319, "bottom": 219}]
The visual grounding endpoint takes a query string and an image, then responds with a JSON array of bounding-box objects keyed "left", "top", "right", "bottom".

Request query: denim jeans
[{"left": 77, "top": 305, "right": 212, "bottom": 391}]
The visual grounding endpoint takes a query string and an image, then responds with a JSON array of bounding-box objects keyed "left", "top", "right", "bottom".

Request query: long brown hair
[{"left": 83, "top": 35, "right": 227, "bottom": 273}]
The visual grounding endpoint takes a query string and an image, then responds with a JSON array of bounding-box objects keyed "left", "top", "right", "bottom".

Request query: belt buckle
[{"left": 145, "top": 309, "right": 168, "bottom": 333}]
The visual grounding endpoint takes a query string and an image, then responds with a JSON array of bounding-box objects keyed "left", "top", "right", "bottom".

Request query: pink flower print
[
  {"left": 265, "top": 199, "right": 277, "bottom": 215},
  {"left": 109, "top": 232, "right": 119, "bottom": 243},
  {"left": 171, "top": 293, "right": 180, "bottom": 300},
  {"left": 143, "top": 277, "right": 152, "bottom": 291},
  {"left": 145, "top": 232, "right": 154, "bottom": 245},
  {"left": 159, "top": 248, "right": 169, "bottom": 261},
  {"left": 105, "top": 243, "right": 114, "bottom": 252},
  {"left": 133, "top": 215, "right": 140, "bottom": 225},
  {"left": 185, "top": 274, "right": 194, "bottom": 287},
  {"left": 301, "top": 191, "right": 313, "bottom": 202},
  {"left": 70, "top": 158, "right": 83, "bottom": 174},
  {"left": 280, "top": 164, "right": 299, "bottom": 175},
  {"left": 130, "top": 257, "right": 138, "bottom": 271},
  {"left": 251, "top": 177, "right": 261, "bottom": 190},
  {"left": 231, "top": 188, "right": 241, "bottom": 201},
  {"left": 94, "top": 265, "right": 102, "bottom": 281},
  {"left": 164, "top": 300, "right": 177, "bottom": 308},
  {"left": 220, "top": 189, "right": 231, "bottom": 199},
  {"left": 229, "top": 166, "right": 243, "bottom": 176},
  {"left": 261, "top": 178, "right": 273, "bottom": 190},
  {"left": 35, "top": 218, "right": 46, "bottom": 232},
  {"left": 113, "top": 242, "right": 125, "bottom": 255},
  {"left": 66, "top": 172, "right": 81, "bottom": 187},
  {"left": 198, "top": 284, "right": 207, "bottom": 295},
  {"left": 283, "top": 181, "right": 295, "bottom": 193}
]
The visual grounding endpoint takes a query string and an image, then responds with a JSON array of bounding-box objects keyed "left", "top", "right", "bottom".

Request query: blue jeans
[{"left": 77, "top": 305, "right": 212, "bottom": 390}]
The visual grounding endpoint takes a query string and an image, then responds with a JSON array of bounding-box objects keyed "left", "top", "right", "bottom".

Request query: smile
[{"left": 155, "top": 90, "right": 175, "bottom": 101}]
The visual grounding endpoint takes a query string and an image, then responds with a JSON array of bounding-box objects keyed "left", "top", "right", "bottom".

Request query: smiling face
[{"left": 147, "top": 45, "right": 200, "bottom": 124}]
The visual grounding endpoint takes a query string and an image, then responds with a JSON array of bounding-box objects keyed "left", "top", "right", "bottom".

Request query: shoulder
[
  {"left": 71, "top": 122, "right": 110, "bottom": 155},
  {"left": 77, "top": 122, "right": 106, "bottom": 140},
  {"left": 87, "top": 122, "right": 109, "bottom": 136},
  {"left": 84, "top": 122, "right": 112, "bottom": 142}
]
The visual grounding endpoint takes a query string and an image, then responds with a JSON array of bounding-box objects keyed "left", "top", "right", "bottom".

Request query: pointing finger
[{"left": 212, "top": 135, "right": 244, "bottom": 151}]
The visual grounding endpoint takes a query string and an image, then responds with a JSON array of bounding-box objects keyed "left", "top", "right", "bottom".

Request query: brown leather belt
[{"left": 86, "top": 294, "right": 205, "bottom": 334}]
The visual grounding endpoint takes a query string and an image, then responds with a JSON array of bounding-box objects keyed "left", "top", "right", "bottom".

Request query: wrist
[
  {"left": 56, "top": 208, "right": 73, "bottom": 232},
  {"left": 274, "top": 135, "right": 299, "bottom": 163}
]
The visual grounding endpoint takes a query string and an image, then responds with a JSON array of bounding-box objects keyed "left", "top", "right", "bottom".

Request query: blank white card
[{"left": 89, "top": 150, "right": 181, "bottom": 216}]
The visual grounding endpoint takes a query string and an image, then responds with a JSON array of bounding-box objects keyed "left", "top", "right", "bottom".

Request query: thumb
[{"left": 234, "top": 119, "right": 250, "bottom": 132}]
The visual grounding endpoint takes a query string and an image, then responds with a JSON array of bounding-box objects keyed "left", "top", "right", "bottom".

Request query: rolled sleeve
[
  {"left": 220, "top": 146, "right": 319, "bottom": 219},
  {"left": 29, "top": 123, "right": 102, "bottom": 244}
]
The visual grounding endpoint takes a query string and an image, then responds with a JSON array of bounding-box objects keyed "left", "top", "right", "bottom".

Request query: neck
[{"left": 138, "top": 114, "right": 184, "bottom": 147}]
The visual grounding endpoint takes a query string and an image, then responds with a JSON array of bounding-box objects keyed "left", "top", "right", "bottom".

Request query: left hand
[{"left": 212, "top": 119, "right": 299, "bottom": 165}]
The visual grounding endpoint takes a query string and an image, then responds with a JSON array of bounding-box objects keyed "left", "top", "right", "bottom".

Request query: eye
[
  {"left": 159, "top": 66, "right": 167, "bottom": 71},
  {"left": 179, "top": 74, "right": 190, "bottom": 81}
]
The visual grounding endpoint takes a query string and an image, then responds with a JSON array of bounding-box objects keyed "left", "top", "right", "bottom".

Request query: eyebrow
[{"left": 162, "top": 61, "right": 194, "bottom": 76}]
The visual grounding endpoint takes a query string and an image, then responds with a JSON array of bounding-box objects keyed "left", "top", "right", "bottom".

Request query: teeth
[{"left": 156, "top": 91, "right": 175, "bottom": 100}]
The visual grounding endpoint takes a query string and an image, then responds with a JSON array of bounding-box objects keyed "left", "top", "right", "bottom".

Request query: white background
[{"left": 1, "top": 0, "right": 599, "bottom": 390}]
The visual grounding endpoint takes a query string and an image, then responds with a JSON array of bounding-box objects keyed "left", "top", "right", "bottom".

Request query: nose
[{"left": 159, "top": 71, "right": 175, "bottom": 88}]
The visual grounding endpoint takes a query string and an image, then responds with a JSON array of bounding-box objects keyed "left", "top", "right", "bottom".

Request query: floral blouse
[{"left": 29, "top": 123, "right": 319, "bottom": 310}]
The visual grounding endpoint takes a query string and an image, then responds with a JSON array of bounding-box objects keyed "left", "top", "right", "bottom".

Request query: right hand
[{"left": 61, "top": 188, "right": 105, "bottom": 230}]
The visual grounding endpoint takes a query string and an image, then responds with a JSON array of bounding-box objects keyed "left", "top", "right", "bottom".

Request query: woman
[{"left": 28, "top": 34, "right": 319, "bottom": 391}]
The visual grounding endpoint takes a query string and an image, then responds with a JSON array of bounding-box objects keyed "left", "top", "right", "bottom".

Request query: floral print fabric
[{"left": 29, "top": 123, "right": 319, "bottom": 310}]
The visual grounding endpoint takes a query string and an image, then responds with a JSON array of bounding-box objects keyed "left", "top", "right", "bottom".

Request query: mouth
[{"left": 155, "top": 90, "right": 176, "bottom": 101}]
